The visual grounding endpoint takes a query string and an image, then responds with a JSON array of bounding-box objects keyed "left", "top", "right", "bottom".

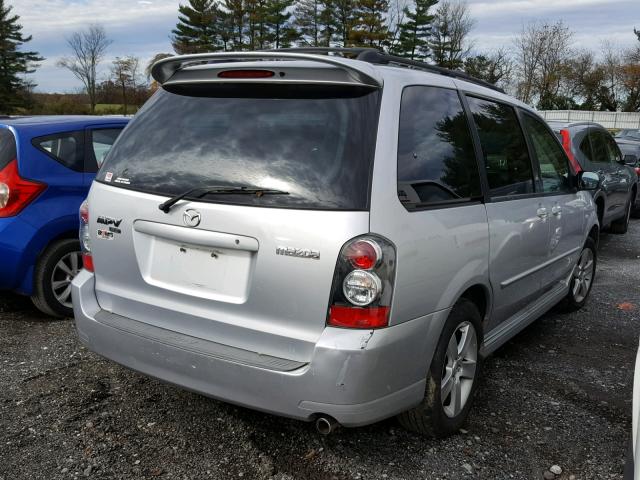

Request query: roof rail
[
  {"left": 150, "top": 51, "right": 383, "bottom": 88},
  {"left": 277, "top": 47, "right": 505, "bottom": 93}
]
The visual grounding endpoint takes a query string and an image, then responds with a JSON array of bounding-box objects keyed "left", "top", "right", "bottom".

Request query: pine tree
[
  {"left": 318, "top": 0, "right": 336, "bottom": 46},
  {"left": 264, "top": 0, "right": 296, "bottom": 48},
  {"left": 223, "top": 0, "right": 246, "bottom": 49},
  {"left": 349, "top": 0, "right": 389, "bottom": 48},
  {"left": 294, "top": 0, "right": 321, "bottom": 46},
  {"left": 171, "top": 0, "right": 222, "bottom": 53},
  {"left": 0, "top": 0, "right": 42, "bottom": 113},
  {"left": 429, "top": 19, "right": 456, "bottom": 68},
  {"left": 428, "top": 1, "right": 474, "bottom": 70},
  {"left": 333, "top": 0, "right": 355, "bottom": 46},
  {"left": 394, "top": 0, "right": 437, "bottom": 60}
]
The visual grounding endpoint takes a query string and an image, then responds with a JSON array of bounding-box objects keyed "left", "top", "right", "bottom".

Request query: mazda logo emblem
[{"left": 183, "top": 209, "right": 201, "bottom": 227}]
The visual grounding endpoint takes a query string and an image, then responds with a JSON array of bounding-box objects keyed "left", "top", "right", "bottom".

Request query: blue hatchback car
[{"left": 0, "top": 116, "right": 128, "bottom": 317}]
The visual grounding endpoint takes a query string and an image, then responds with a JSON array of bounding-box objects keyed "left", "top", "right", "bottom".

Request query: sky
[{"left": 9, "top": 0, "right": 640, "bottom": 93}]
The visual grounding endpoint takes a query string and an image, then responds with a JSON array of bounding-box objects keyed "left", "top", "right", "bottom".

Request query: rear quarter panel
[{"left": 369, "top": 73, "right": 491, "bottom": 326}]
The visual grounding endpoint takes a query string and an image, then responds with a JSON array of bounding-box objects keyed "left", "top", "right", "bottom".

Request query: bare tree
[
  {"left": 620, "top": 44, "right": 640, "bottom": 111},
  {"left": 111, "top": 56, "right": 141, "bottom": 115},
  {"left": 57, "top": 25, "right": 112, "bottom": 113},
  {"left": 385, "top": 0, "right": 410, "bottom": 53},
  {"left": 463, "top": 48, "right": 513, "bottom": 88},
  {"left": 599, "top": 40, "right": 623, "bottom": 110},
  {"left": 513, "top": 21, "right": 573, "bottom": 108},
  {"left": 563, "top": 50, "right": 603, "bottom": 109},
  {"left": 145, "top": 53, "right": 174, "bottom": 80},
  {"left": 429, "top": 0, "right": 475, "bottom": 69}
]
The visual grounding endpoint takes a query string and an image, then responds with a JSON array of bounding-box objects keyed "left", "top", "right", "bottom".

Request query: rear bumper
[
  {"left": 72, "top": 270, "right": 448, "bottom": 427},
  {"left": 0, "top": 216, "right": 38, "bottom": 293}
]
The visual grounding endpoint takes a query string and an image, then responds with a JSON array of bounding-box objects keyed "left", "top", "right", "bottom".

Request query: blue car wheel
[{"left": 31, "top": 238, "right": 82, "bottom": 318}]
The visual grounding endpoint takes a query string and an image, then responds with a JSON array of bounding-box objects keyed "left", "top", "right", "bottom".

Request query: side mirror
[
  {"left": 624, "top": 154, "right": 638, "bottom": 166},
  {"left": 578, "top": 171, "right": 600, "bottom": 191}
]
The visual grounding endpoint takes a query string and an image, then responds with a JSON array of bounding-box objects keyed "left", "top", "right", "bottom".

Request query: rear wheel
[
  {"left": 31, "top": 239, "right": 82, "bottom": 318},
  {"left": 560, "top": 238, "right": 596, "bottom": 313},
  {"left": 397, "top": 299, "right": 482, "bottom": 437},
  {"left": 610, "top": 199, "right": 631, "bottom": 234}
]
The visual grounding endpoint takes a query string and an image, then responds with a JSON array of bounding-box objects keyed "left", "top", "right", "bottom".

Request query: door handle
[
  {"left": 551, "top": 205, "right": 562, "bottom": 216},
  {"left": 536, "top": 207, "right": 548, "bottom": 219}
]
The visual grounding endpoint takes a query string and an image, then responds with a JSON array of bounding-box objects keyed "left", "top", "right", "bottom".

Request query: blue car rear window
[{"left": 0, "top": 128, "right": 17, "bottom": 170}]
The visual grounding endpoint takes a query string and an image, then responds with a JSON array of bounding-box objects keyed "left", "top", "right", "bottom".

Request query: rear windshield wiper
[{"left": 159, "top": 185, "right": 289, "bottom": 213}]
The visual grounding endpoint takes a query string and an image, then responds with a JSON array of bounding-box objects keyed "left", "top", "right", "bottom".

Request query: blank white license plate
[{"left": 144, "top": 238, "right": 253, "bottom": 303}]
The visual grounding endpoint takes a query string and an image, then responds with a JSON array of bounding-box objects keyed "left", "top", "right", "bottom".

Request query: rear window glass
[
  {"left": 397, "top": 86, "right": 481, "bottom": 209},
  {"left": 87, "top": 128, "right": 123, "bottom": 172},
  {"left": 32, "top": 131, "right": 85, "bottom": 172},
  {"left": 99, "top": 85, "right": 381, "bottom": 210},
  {"left": 0, "top": 128, "right": 17, "bottom": 170}
]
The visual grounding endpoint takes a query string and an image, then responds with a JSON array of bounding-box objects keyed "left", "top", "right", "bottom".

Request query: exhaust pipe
[{"left": 315, "top": 415, "right": 339, "bottom": 435}]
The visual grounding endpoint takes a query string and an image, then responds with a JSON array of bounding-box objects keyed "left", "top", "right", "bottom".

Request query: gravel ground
[{"left": 1, "top": 220, "right": 639, "bottom": 480}]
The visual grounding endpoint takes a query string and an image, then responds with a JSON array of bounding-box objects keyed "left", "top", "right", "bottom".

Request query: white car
[{"left": 626, "top": 338, "right": 640, "bottom": 479}]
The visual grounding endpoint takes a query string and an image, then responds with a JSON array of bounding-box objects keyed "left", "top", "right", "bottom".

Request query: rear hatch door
[{"left": 89, "top": 79, "right": 381, "bottom": 363}]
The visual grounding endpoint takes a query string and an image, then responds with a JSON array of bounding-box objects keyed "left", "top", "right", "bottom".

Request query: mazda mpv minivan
[{"left": 72, "top": 49, "right": 601, "bottom": 437}]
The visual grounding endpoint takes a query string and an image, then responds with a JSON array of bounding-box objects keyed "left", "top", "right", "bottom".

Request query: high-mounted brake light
[
  {"left": 0, "top": 159, "right": 46, "bottom": 217},
  {"left": 560, "top": 129, "right": 582, "bottom": 174},
  {"left": 79, "top": 200, "right": 94, "bottom": 272},
  {"left": 327, "top": 235, "right": 396, "bottom": 329},
  {"left": 217, "top": 70, "right": 275, "bottom": 79}
]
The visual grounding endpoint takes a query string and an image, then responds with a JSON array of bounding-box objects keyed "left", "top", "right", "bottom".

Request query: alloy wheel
[
  {"left": 572, "top": 248, "right": 594, "bottom": 303},
  {"left": 51, "top": 251, "right": 82, "bottom": 308},
  {"left": 441, "top": 321, "right": 478, "bottom": 418}
]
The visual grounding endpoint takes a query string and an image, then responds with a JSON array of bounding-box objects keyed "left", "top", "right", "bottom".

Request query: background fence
[{"left": 538, "top": 110, "right": 640, "bottom": 129}]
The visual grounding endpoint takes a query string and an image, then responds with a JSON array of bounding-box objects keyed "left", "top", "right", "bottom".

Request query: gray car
[
  {"left": 548, "top": 121, "right": 638, "bottom": 230},
  {"left": 72, "top": 49, "right": 600, "bottom": 437}
]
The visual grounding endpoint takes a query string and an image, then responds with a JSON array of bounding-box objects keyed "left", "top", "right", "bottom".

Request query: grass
[{"left": 93, "top": 104, "right": 139, "bottom": 114}]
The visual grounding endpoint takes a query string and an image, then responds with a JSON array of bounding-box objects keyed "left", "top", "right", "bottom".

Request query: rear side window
[
  {"left": 87, "top": 128, "right": 123, "bottom": 172},
  {"left": 99, "top": 85, "right": 380, "bottom": 210},
  {"left": 604, "top": 135, "right": 622, "bottom": 163},
  {"left": 0, "top": 128, "right": 17, "bottom": 170},
  {"left": 521, "top": 113, "right": 571, "bottom": 193},
  {"left": 577, "top": 130, "right": 593, "bottom": 167},
  {"left": 33, "top": 131, "right": 84, "bottom": 172},
  {"left": 467, "top": 96, "right": 534, "bottom": 197},
  {"left": 589, "top": 130, "right": 611, "bottom": 165},
  {"left": 397, "top": 86, "right": 481, "bottom": 209}
]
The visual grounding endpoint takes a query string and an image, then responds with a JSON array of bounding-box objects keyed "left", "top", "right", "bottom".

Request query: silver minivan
[{"left": 72, "top": 49, "right": 600, "bottom": 437}]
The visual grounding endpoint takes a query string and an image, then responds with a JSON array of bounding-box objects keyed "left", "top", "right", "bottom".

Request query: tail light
[
  {"left": 0, "top": 160, "right": 46, "bottom": 217},
  {"left": 635, "top": 167, "right": 640, "bottom": 176},
  {"left": 79, "top": 200, "right": 94, "bottom": 272},
  {"left": 560, "top": 129, "right": 582, "bottom": 174},
  {"left": 327, "top": 235, "right": 396, "bottom": 329}
]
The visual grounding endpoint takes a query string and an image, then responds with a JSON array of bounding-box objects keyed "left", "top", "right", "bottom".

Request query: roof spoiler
[{"left": 150, "top": 51, "right": 383, "bottom": 88}]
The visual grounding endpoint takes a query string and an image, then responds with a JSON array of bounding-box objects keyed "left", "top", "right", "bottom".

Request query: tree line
[{"left": 0, "top": 0, "right": 639, "bottom": 114}]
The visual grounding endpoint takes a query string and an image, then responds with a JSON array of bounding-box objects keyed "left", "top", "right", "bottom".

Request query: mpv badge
[{"left": 183, "top": 209, "right": 201, "bottom": 228}]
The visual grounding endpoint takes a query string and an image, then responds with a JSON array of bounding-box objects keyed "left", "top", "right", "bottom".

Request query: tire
[
  {"left": 397, "top": 298, "right": 482, "bottom": 437},
  {"left": 631, "top": 193, "right": 640, "bottom": 219},
  {"left": 559, "top": 238, "right": 597, "bottom": 313},
  {"left": 31, "top": 239, "right": 82, "bottom": 318},
  {"left": 610, "top": 198, "right": 632, "bottom": 234}
]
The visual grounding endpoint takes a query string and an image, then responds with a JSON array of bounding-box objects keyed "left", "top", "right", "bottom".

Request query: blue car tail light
[{"left": 0, "top": 159, "right": 46, "bottom": 217}]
